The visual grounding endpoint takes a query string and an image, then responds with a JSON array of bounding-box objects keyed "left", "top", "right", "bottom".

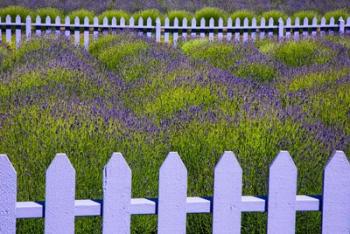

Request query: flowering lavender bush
[{"left": 0, "top": 33, "right": 349, "bottom": 233}]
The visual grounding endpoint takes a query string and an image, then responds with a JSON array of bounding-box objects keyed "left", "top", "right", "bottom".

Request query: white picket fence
[
  {"left": 0, "top": 15, "right": 350, "bottom": 48},
  {"left": 0, "top": 150, "right": 350, "bottom": 233}
]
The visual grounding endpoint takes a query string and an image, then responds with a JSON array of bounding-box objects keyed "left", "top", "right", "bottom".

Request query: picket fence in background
[
  {"left": 0, "top": 15, "right": 350, "bottom": 48},
  {"left": 0, "top": 150, "right": 350, "bottom": 233}
]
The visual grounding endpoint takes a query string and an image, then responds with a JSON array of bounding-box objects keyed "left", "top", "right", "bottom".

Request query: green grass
[
  {"left": 292, "top": 10, "right": 320, "bottom": 22},
  {"left": 132, "top": 9, "right": 163, "bottom": 24},
  {"left": 235, "top": 63, "right": 277, "bottom": 82},
  {"left": 68, "top": 9, "right": 95, "bottom": 23},
  {"left": 261, "top": 10, "right": 288, "bottom": 22},
  {"left": 167, "top": 10, "right": 193, "bottom": 26},
  {"left": 0, "top": 5, "right": 32, "bottom": 21},
  {"left": 34, "top": 7, "right": 64, "bottom": 20},
  {"left": 98, "top": 10, "right": 130, "bottom": 24},
  {"left": 195, "top": 7, "right": 228, "bottom": 25},
  {"left": 324, "top": 9, "right": 349, "bottom": 23},
  {"left": 230, "top": 10, "right": 255, "bottom": 23}
]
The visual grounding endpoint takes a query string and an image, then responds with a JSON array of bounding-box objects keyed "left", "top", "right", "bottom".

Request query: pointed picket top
[
  {"left": 278, "top": 17, "right": 283, "bottom": 24},
  {"left": 191, "top": 17, "right": 196, "bottom": 26},
  {"left": 156, "top": 17, "right": 161, "bottom": 42},
  {"left": 209, "top": 17, "right": 215, "bottom": 26},
  {"left": 322, "top": 151, "right": 350, "bottom": 233},
  {"left": 268, "top": 17, "right": 274, "bottom": 25},
  {"left": 267, "top": 151, "right": 297, "bottom": 234},
  {"left": 286, "top": 17, "right": 291, "bottom": 25},
  {"left": 84, "top": 16, "right": 89, "bottom": 25},
  {"left": 147, "top": 17, "right": 152, "bottom": 26},
  {"left": 103, "top": 153, "right": 132, "bottom": 234},
  {"left": 218, "top": 17, "right": 223, "bottom": 27},
  {"left": 200, "top": 17, "right": 206, "bottom": 26},
  {"left": 74, "top": 16, "right": 80, "bottom": 25},
  {"left": 65, "top": 16, "right": 70, "bottom": 24},
  {"left": 158, "top": 152, "right": 187, "bottom": 234},
  {"left": 303, "top": 17, "right": 308, "bottom": 26},
  {"left": 120, "top": 17, "right": 125, "bottom": 26},
  {"left": 182, "top": 17, "right": 187, "bottom": 26},
  {"left": 45, "top": 154, "right": 75, "bottom": 234},
  {"left": 243, "top": 17, "right": 249, "bottom": 26},
  {"left": 312, "top": 16, "right": 317, "bottom": 25},
  {"left": 321, "top": 17, "right": 326, "bottom": 25},
  {"left": 129, "top": 16, "right": 134, "bottom": 26},
  {"left": 227, "top": 17, "right": 232, "bottom": 27},
  {"left": 26, "top": 15, "right": 32, "bottom": 39},
  {"left": 164, "top": 17, "right": 169, "bottom": 26},
  {"left": 6, "top": 15, "right": 11, "bottom": 22},
  {"left": 235, "top": 17, "right": 240, "bottom": 26},
  {"left": 0, "top": 154, "right": 16, "bottom": 234},
  {"left": 55, "top": 16, "right": 61, "bottom": 24},
  {"left": 252, "top": 17, "right": 257, "bottom": 26},
  {"left": 138, "top": 16, "right": 143, "bottom": 25},
  {"left": 45, "top": 15, "right": 51, "bottom": 25},
  {"left": 260, "top": 17, "right": 266, "bottom": 26},
  {"left": 329, "top": 17, "right": 335, "bottom": 25},
  {"left": 93, "top": 16, "right": 98, "bottom": 25},
  {"left": 103, "top": 16, "right": 108, "bottom": 26},
  {"left": 174, "top": 17, "right": 179, "bottom": 26},
  {"left": 213, "top": 151, "right": 242, "bottom": 234},
  {"left": 111, "top": 17, "right": 116, "bottom": 26},
  {"left": 347, "top": 17, "right": 350, "bottom": 26},
  {"left": 15, "top": 15, "right": 21, "bottom": 23}
]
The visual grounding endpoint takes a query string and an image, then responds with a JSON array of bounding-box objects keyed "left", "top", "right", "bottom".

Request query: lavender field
[{"left": 0, "top": 32, "right": 349, "bottom": 233}]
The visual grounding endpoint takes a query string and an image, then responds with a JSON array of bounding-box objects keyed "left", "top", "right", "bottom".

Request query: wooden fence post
[
  {"left": 302, "top": 17, "right": 309, "bottom": 38},
  {"left": 320, "top": 17, "right": 326, "bottom": 37},
  {"left": 243, "top": 17, "right": 249, "bottom": 42},
  {"left": 267, "top": 151, "right": 297, "bottom": 234},
  {"left": 45, "top": 16, "right": 51, "bottom": 34},
  {"left": 156, "top": 17, "right": 161, "bottom": 42},
  {"left": 103, "top": 153, "right": 132, "bottom": 234},
  {"left": 322, "top": 151, "right": 350, "bottom": 233},
  {"left": 212, "top": 151, "right": 242, "bottom": 234},
  {"left": 329, "top": 17, "right": 335, "bottom": 35},
  {"left": 35, "top": 16, "right": 42, "bottom": 36},
  {"left": 209, "top": 17, "right": 214, "bottom": 41},
  {"left": 191, "top": 18, "right": 196, "bottom": 38},
  {"left": 346, "top": 17, "right": 350, "bottom": 34},
  {"left": 146, "top": 17, "right": 152, "bottom": 38},
  {"left": 138, "top": 17, "right": 143, "bottom": 36},
  {"left": 268, "top": 17, "right": 274, "bottom": 38},
  {"left": 0, "top": 17, "right": 2, "bottom": 43},
  {"left": 111, "top": 17, "right": 117, "bottom": 34},
  {"left": 311, "top": 17, "right": 317, "bottom": 38},
  {"left": 234, "top": 18, "right": 240, "bottom": 42},
  {"left": 83, "top": 17, "right": 89, "bottom": 49},
  {"left": 93, "top": 17, "right": 99, "bottom": 40},
  {"left": 157, "top": 152, "right": 187, "bottom": 234},
  {"left": 285, "top": 17, "right": 291, "bottom": 39},
  {"left": 251, "top": 18, "right": 257, "bottom": 41},
  {"left": 0, "top": 155, "right": 16, "bottom": 234},
  {"left": 200, "top": 18, "right": 205, "bottom": 38},
  {"left": 294, "top": 17, "right": 300, "bottom": 41},
  {"left": 259, "top": 17, "right": 266, "bottom": 40},
  {"left": 45, "top": 154, "right": 75, "bottom": 234},
  {"left": 55, "top": 16, "right": 61, "bottom": 37},
  {"left": 5, "top": 15, "right": 11, "bottom": 44},
  {"left": 15, "top": 15, "right": 21, "bottom": 48}
]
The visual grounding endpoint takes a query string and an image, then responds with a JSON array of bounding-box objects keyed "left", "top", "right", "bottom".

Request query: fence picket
[
  {"left": 64, "top": 16, "right": 70, "bottom": 38},
  {"left": 267, "top": 151, "right": 297, "bottom": 234},
  {"left": 294, "top": 17, "right": 300, "bottom": 41},
  {"left": 182, "top": 18, "right": 188, "bottom": 40},
  {"left": 129, "top": 17, "right": 134, "bottom": 28},
  {"left": 173, "top": 17, "right": 179, "bottom": 46},
  {"left": 329, "top": 17, "right": 335, "bottom": 35},
  {"left": 339, "top": 17, "right": 345, "bottom": 35},
  {"left": 74, "top": 17, "right": 80, "bottom": 46},
  {"left": 278, "top": 18, "right": 284, "bottom": 40},
  {"left": 191, "top": 18, "right": 196, "bottom": 38},
  {"left": 251, "top": 17, "right": 257, "bottom": 41},
  {"left": 243, "top": 17, "right": 249, "bottom": 42},
  {"left": 217, "top": 18, "right": 223, "bottom": 41},
  {"left": 55, "top": 16, "right": 61, "bottom": 37},
  {"left": 156, "top": 17, "right": 161, "bottom": 42},
  {"left": 138, "top": 17, "right": 143, "bottom": 36},
  {"left": 103, "top": 17, "right": 108, "bottom": 35},
  {"left": 45, "top": 16, "right": 52, "bottom": 34},
  {"left": 164, "top": 17, "right": 169, "bottom": 43},
  {"left": 146, "top": 17, "right": 152, "bottom": 38},
  {"left": 268, "top": 17, "right": 274, "bottom": 38},
  {"left": 311, "top": 17, "right": 317, "bottom": 37},
  {"left": 0, "top": 155, "right": 16, "bottom": 234},
  {"left": 259, "top": 17, "right": 266, "bottom": 39},
  {"left": 44, "top": 154, "right": 75, "bottom": 234},
  {"left": 111, "top": 17, "right": 117, "bottom": 34},
  {"left": 226, "top": 18, "right": 232, "bottom": 41},
  {"left": 0, "top": 17, "right": 2, "bottom": 43},
  {"left": 93, "top": 17, "right": 99, "bottom": 40},
  {"left": 200, "top": 18, "right": 205, "bottom": 38},
  {"left": 158, "top": 152, "right": 187, "bottom": 234},
  {"left": 286, "top": 17, "right": 291, "bottom": 39},
  {"left": 303, "top": 17, "right": 309, "bottom": 38},
  {"left": 234, "top": 18, "right": 240, "bottom": 42},
  {"left": 322, "top": 151, "right": 350, "bottom": 233},
  {"left": 15, "top": 16, "right": 21, "bottom": 48},
  {"left": 320, "top": 17, "right": 326, "bottom": 36},
  {"left": 83, "top": 17, "right": 89, "bottom": 49},
  {"left": 103, "top": 153, "right": 131, "bottom": 234},
  {"left": 209, "top": 18, "right": 214, "bottom": 41},
  {"left": 346, "top": 17, "right": 350, "bottom": 34},
  {"left": 6, "top": 15, "right": 11, "bottom": 43},
  {"left": 212, "top": 152, "right": 242, "bottom": 234},
  {"left": 120, "top": 17, "right": 125, "bottom": 33}
]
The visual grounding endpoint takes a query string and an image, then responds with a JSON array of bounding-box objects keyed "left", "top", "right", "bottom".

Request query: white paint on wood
[
  {"left": 267, "top": 151, "right": 297, "bottom": 234},
  {"left": 158, "top": 152, "right": 187, "bottom": 234},
  {"left": 226, "top": 18, "right": 232, "bottom": 41},
  {"left": 164, "top": 17, "right": 169, "bottom": 43},
  {"left": 322, "top": 151, "right": 350, "bottom": 234},
  {"left": 83, "top": 17, "right": 89, "bottom": 49},
  {"left": 320, "top": 17, "right": 326, "bottom": 37},
  {"left": 45, "top": 16, "right": 51, "bottom": 34},
  {"left": 129, "top": 17, "right": 135, "bottom": 27},
  {"left": 146, "top": 17, "right": 152, "bottom": 38},
  {"left": 294, "top": 17, "right": 300, "bottom": 41},
  {"left": 173, "top": 17, "right": 179, "bottom": 47},
  {"left": 200, "top": 18, "right": 205, "bottom": 38},
  {"left": 64, "top": 16, "right": 70, "bottom": 38},
  {"left": 329, "top": 17, "right": 335, "bottom": 35},
  {"left": 259, "top": 17, "right": 266, "bottom": 39},
  {"left": 103, "top": 153, "right": 132, "bottom": 234},
  {"left": 156, "top": 17, "right": 161, "bottom": 42},
  {"left": 191, "top": 18, "right": 196, "bottom": 38},
  {"left": 213, "top": 151, "right": 242, "bottom": 234},
  {"left": 235, "top": 18, "right": 240, "bottom": 42},
  {"left": 55, "top": 16, "right": 61, "bottom": 37},
  {"left": 268, "top": 17, "right": 274, "bottom": 38},
  {"left": 251, "top": 18, "right": 257, "bottom": 41},
  {"left": 286, "top": 17, "right": 291, "bottom": 39},
  {"left": 243, "top": 17, "right": 249, "bottom": 42},
  {"left": 103, "top": 17, "right": 108, "bottom": 35},
  {"left": 44, "top": 154, "right": 75, "bottom": 234},
  {"left": 5, "top": 15, "right": 11, "bottom": 43},
  {"left": 74, "top": 17, "right": 80, "bottom": 46},
  {"left": 182, "top": 18, "right": 188, "bottom": 40},
  {"left": 209, "top": 17, "right": 214, "bottom": 41},
  {"left": 111, "top": 17, "right": 117, "bottom": 34},
  {"left": 15, "top": 15, "right": 21, "bottom": 48},
  {"left": 346, "top": 17, "right": 350, "bottom": 34},
  {"left": 93, "top": 17, "right": 99, "bottom": 40},
  {"left": 311, "top": 17, "right": 317, "bottom": 37},
  {"left": 0, "top": 155, "right": 16, "bottom": 234},
  {"left": 25, "top": 16, "right": 31, "bottom": 40},
  {"left": 303, "top": 17, "right": 309, "bottom": 38},
  {"left": 217, "top": 18, "right": 223, "bottom": 41},
  {"left": 278, "top": 18, "right": 284, "bottom": 40},
  {"left": 339, "top": 17, "right": 345, "bottom": 35},
  {"left": 138, "top": 17, "right": 143, "bottom": 36}
]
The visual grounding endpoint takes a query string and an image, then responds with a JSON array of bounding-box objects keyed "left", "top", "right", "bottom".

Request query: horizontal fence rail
[
  {"left": 0, "top": 151, "right": 350, "bottom": 233},
  {"left": 0, "top": 15, "right": 350, "bottom": 48}
]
